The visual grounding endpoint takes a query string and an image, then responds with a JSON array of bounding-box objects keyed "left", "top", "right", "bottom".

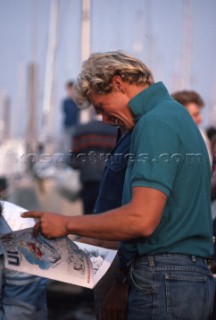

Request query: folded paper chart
[{"left": 0, "top": 201, "right": 117, "bottom": 289}]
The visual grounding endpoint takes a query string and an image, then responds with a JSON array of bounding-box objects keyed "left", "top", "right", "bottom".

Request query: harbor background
[{"left": 0, "top": 1, "right": 216, "bottom": 319}]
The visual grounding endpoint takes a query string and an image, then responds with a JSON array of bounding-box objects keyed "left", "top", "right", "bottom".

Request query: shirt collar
[{"left": 129, "top": 82, "right": 170, "bottom": 122}]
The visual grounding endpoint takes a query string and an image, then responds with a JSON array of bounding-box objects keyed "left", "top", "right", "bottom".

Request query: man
[
  {"left": 61, "top": 80, "right": 80, "bottom": 152},
  {"left": 22, "top": 52, "right": 214, "bottom": 319},
  {"left": 171, "top": 90, "right": 203, "bottom": 125},
  {"left": 172, "top": 90, "right": 212, "bottom": 165}
]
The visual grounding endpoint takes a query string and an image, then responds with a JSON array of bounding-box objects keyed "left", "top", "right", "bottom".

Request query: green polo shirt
[{"left": 120, "top": 82, "right": 213, "bottom": 263}]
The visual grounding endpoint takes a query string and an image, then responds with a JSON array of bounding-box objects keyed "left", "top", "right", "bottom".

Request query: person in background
[
  {"left": 92, "top": 127, "right": 132, "bottom": 319},
  {"left": 172, "top": 90, "right": 216, "bottom": 320},
  {"left": 77, "top": 126, "right": 131, "bottom": 320},
  {"left": 0, "top": 201, "right": 48, "bottom": 320},
  {"left": 172, "top": 90, "right": 212, "bottom": 165},
  {"left": 206, "top": 127, "right": 216, "bottom": 207},
  {"left": 206, "top": 126, "right": 216, "bottom": 229},
  {"left": 172, "top": 91, "right": 215, "bottom": 225},
  {"left": 61, "top": 80, "right": 80, "bottom": 152},
  {"left": 70, "top": 114, "right": 117, "bottom": 316},
  {"left": 207, "top": 127, "right": 216, "bottom": 173},
  {"left": 95, "top": 131, "right": 132, "bottom": 320},
  {"left": 71, "top": 113, "right": 117, "bottom": 214},
  {"left": 208, "top": 128, "right": 216, "bottom": 320},
  {"left": 22, "top": 51, "right": 215, "bottom": 320}
]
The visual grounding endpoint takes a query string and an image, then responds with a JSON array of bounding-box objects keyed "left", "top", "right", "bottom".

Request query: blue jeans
[{"left": 128, "top": 254, "right": 215, "bottom": 320}]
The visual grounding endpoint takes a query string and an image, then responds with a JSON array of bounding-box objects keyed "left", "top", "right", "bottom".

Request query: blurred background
[
  {"left": 0, "top": 0, "right": 216, "bottom": 174},
  {"left": 0, "top": 0, "right": 216, "bottom": 319}
]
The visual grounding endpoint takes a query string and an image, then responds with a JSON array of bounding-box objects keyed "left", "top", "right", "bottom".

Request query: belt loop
[
  {"left": 192, "top": 255, "right": 196, "bottom": 262},
  {"left": 148, "top": 256, "right": 155, "bottom": 267}
]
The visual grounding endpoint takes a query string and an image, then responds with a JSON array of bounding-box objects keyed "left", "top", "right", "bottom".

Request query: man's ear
[{"left": 112, "top": 76, "right": 125, "bottom": 93}]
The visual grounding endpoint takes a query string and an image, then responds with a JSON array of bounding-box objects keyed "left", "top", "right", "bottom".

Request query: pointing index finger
[{"left": 21, "top": 211, "right": 43, "bottom": 219}]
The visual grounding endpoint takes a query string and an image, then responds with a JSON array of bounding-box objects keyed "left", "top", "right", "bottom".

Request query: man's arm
[{"left": 22, "top": 186, "right": 167, "bottom": 241}]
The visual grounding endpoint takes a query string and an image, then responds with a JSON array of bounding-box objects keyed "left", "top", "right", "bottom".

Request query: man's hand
[{"left": 21, "top": 211, "right": 69, "bottom": 239}]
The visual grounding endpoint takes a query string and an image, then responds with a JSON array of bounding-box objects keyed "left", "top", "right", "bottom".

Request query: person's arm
[
  {"left": 21, "top": 186, "right": 167, "bottom": 241},
  {"left": 211, "top": 171, "right": 216, "bottom": 200}
]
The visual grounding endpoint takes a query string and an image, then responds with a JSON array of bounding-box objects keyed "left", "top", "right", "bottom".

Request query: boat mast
[
  {"left": 80, "top": 0, "right": 91, "bottom": 123},
  {"left": 41, "top": 0, "right": 59, "bottom": 143}
]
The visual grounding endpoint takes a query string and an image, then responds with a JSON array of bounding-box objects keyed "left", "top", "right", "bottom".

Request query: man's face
[
  {"left": 185, "top": 102, "right": 202, "bottom": 125},
  {"left": 89, "top": 90, "right": 135, "bottom": 129}
]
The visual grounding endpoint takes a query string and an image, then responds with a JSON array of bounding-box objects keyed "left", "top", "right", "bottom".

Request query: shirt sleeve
[{"left": 130, "top": 117, "right": 180, "bottom": 196}]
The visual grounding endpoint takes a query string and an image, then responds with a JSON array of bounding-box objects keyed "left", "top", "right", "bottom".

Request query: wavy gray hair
[{"left": 73, "top": 51, "right": 154, "bottom": 107}]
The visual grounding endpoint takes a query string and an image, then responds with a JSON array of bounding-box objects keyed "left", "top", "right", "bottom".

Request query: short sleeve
[{"left": 130, "top": 117, "right": 181, "bottom": 196}]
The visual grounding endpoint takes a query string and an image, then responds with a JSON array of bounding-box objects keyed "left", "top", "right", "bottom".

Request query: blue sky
[{"left": 0, "top": 0, "right": 216, "bottom": 139}]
